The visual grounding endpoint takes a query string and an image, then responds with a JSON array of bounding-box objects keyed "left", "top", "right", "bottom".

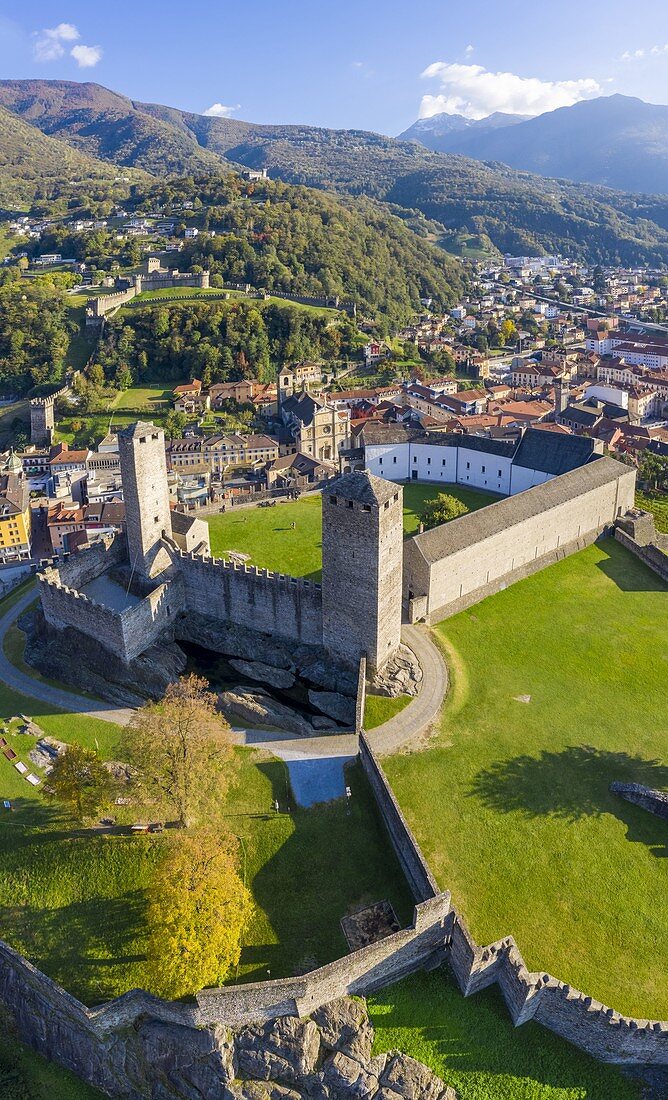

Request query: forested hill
[
  {"left": 2, "top": 79, "right": 668, "bottom": 264},
  {"left": 131, "top": 175, "right": 463, "bottom": 324},
  {"left": 0, "top": 104, "right": 145, "bottom": 209}
]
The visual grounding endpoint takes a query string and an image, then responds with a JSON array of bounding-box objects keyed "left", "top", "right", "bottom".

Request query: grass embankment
[
  {"left": 636, "top": 489, "right": 668, "bottom": 533},
  {"left": 206, "top": 483, "right": 498, "bottom": 580},
  {"left": 0, "top": 1024, "right": 103, "bottom": 1099},
  {"left": 370, "top": 970, "right": 640, "bottom": 1100},
  {"left": 56, "top": 383, "right": 174, "bottom": 446},
  {"left": 364, "top": 694, "right": 411, "bottom": 730},
  {"left": 384, "top": 540, "right": 668, "bottom": 1019}
]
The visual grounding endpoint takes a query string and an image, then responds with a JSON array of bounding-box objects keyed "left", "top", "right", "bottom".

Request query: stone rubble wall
[
  {"left": 359, "top": 733, "right": 440, "bottom": 902},
  {"left": 38, "top": 539, "right": 181, "bottom": 664},
  {"left": 614, "top": 527, "right": 668, "bottom": 583},
  {"left": 177, "top": 550, "right": 323, "bottom": 647}
]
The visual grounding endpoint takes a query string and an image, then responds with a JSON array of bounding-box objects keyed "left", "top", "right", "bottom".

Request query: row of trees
[{"left": 43, "top": 675, "right": 251, "bottom": 999}]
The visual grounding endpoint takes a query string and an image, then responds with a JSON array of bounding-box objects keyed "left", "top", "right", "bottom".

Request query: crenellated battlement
[{"left": 176, "top": 548, "right": 322, "bottom": 591}]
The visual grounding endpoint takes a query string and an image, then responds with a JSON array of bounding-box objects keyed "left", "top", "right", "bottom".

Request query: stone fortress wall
[
  {"left": 403, "top": 457, "right": 636, "bottom": 623},
  {"left": 38, "top": 537, "right": 177, "bottom": 664},
  {"left": 0, "top": 731, "right": 665, "bottom": 1099},
  {"left": 176, "top": 551, "right": 324, "bottom": 647}
]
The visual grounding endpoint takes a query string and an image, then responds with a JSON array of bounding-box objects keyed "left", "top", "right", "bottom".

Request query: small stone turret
[{"left": 321, "top": 471, "right": 403, "bottom": 673}]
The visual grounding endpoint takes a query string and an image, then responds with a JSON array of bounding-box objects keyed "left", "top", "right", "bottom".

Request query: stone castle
[
  {"left": 36, "top": 423, "right": 405, "bottom": 705},
  {"left": 36, "top": 423, "right": 636, "bottom": 700}
]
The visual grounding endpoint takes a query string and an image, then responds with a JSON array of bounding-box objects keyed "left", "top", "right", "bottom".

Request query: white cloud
[
  {"left": 621, "top": 44, "right": 668, "bottom": 60},
  {"left": 70, "top": 44, "right": 103, "bottom": 68},
  {"left": 419, "top": 61, "right": 602, "bottom": 120},
  {"left": 464, "top": 44, "right": 474, "bottom": 56},
  {"left": 33, "top": 22, "right": 79, "bottom": 62},
  {"left": 203, "top": 103, "right": 240, "bottom": 118}
]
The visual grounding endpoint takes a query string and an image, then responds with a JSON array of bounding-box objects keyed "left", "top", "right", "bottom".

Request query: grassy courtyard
[
  {"left": 384, "top": 540, "right": 668, "bottom": 1020},
  {"left": 369, "top": 970, "right": 639, "bottom": 1100},
  {"left": 206, "top": 483, "right": 497, "bottom": 580}
]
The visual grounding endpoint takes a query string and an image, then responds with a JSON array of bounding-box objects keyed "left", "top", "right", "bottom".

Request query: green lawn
[
  {"left": 364, "top": 693, "right": 411, "bottom": 730},
  {"left": 206, "top": 483, "right": 498, "bottom": 581},
  {"left": 0, "top": 577, "right": 410, "bottom": 1001},
  {"left": 369, "top": 970, "right": 639, "bottom": 1100},
  {"left": 109, "top": 384, "right": 174, "bottom": 412},
  {"left": 384, "top": 540, "right": 668, "bottom": 1020},
  {"left": 0, "top": 744, "right": 412, "bottom": 1003},
  {"left": 636, "top": 489, "right": 668, "bottom": 533}
]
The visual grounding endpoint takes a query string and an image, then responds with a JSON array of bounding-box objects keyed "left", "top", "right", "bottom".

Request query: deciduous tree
[
  {"left": 120, "top": 675, "right": 235, "bottom": 828},
  {"left": 145, "top": 830, "right": 251, "bottom": 999},
  {"left": 419, "top": 493, "right": 468, "bottom": 531},
  {"left": 42, "top": 744, "right": 110, "bottom": 822}
]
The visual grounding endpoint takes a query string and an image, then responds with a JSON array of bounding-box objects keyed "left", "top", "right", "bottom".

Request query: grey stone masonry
[
  {"left": 119, "top": 422, "right": 174, "bottom": 580},
  {"left": 321, "top": 472, "right": 403, "bottom": 673}
]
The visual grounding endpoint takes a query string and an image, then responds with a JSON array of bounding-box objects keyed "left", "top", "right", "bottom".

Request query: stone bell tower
[
  {"left": 118, "top": 421, "right": 173, "bottom": 580},
  {"left": 321, "top": 471, "right": 403, "bottom": 673}
]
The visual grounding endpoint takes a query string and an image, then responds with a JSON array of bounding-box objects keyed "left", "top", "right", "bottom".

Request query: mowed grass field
[
  {"left": 384, "top": 540, "right": 668, "bottom": 1020},
  {"left": 206, "top": 483, "right": 498, "bottom": 580},
  {"left": 369, "top": 970, "right": 639, "bottom": 1100}
]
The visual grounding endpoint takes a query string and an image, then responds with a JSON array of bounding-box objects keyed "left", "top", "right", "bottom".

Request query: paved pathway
[
  {"left": 230, "top": 727, "right": 359, "bottom": 808},
  {"left": 366, "top": 624, "right": 448, "bottom": 756},
  {"left": 0, "top": 586, "right": 135, "bottom": 726}
]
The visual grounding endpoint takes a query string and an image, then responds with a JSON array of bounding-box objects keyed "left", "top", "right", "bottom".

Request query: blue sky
[{"left": 1, "top": 1, "right": 667, "bottom": 133}]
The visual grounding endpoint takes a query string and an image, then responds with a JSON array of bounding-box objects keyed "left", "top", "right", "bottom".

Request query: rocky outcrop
[
  {"left": 219, "top": 689, "right": 316, "bottom": 737},
  {"left": 2, "top": 982, "right": 455, "bottom": 1100},
  {"left": 609, "top": 781, "right": 668, "bottom": 820},
  {"left": 177, "top": 613, "right": 358, "bottom": 697},
  {"left": 21, "top": 610, "right": 186, "bottom": 706},
  {"left": 308, "top": 691, "right": 355, "bottom": 726},
  {"left": 370, "top": 646, "right": 422, "bottom": 699},
  {"left": 230, "top": 659, "right": 296, "bottom": 691}
]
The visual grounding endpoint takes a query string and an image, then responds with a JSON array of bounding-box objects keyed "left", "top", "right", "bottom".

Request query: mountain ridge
[
  {"left": 397, "top": 94, "right": 668, "bottom": 196},
  {"left": 1, "top": 80, "right": 668, "bottom": 265}
]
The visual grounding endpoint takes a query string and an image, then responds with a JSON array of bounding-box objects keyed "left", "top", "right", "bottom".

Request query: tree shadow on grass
[
  {"left": 0, "top": 890, "right": 148, "bottom": 1006},
  {"left": 595, "top": 538, "right": 668, "bottom": 592},
  {"left": 232, "top": 761, "right": 414, "bottom": 984},
  {"left": 470, "top": 746, "right": 668, "bottom": 857},
  {"left": 370, "top": 968, "right": 639, "bottom": 1099}
]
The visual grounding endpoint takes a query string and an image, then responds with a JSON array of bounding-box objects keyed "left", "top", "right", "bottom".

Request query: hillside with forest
[
  {"left": 36, "top": 173, "right": 464, "bottom": 328},
  {"left": 2, "top": 80, "right": 668, "bottom": 264},
  {"left": 0, "top": 104, "right": 144, "bottom": 210}
]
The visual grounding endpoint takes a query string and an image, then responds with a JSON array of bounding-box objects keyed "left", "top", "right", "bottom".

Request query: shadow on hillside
[
  {"left": 232, "top": 760, "right": 414, "bottom": 984},
  {"left": 595, "top": 538, "right": 667, "bottom": 592},
  {"left": 470, "top": 746, "right": 668, "bottom": 857},
  {"left": 370, "top": 968, "right": 640, "bottom": 1097}
]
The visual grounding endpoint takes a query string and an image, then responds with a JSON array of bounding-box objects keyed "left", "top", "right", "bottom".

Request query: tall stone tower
[
  {"left": 30, "top": 396, "right": 56, "bottom": 446},
  {"left": 118, "top": 421, "right": 173, "bottom": 580},
  {"left": 321, "top": 471, "right": 403, "bottom": 673}
]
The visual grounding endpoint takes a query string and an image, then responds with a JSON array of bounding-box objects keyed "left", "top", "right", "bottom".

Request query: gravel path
[
  {"left": 0, "top": 587, "right": 134, "bottom": 726},
  {"left": 0, "top": 589, "right": 447, "bottom": 802}
]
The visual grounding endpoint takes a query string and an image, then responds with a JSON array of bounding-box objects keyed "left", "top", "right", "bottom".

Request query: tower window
[
  {"left": 347, "top": 500, "right": 354, "bottom": 509},
  {"left": 154, "top": 515, "right": 160, "bottom": 524}
]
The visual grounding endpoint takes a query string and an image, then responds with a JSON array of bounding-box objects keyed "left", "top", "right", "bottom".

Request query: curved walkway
[
  {"left": 0, "top": 586, "right": 134, "bottom": 727},
  {"left": 366, "top": 624, "right": 448, "bottom": 756}
]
